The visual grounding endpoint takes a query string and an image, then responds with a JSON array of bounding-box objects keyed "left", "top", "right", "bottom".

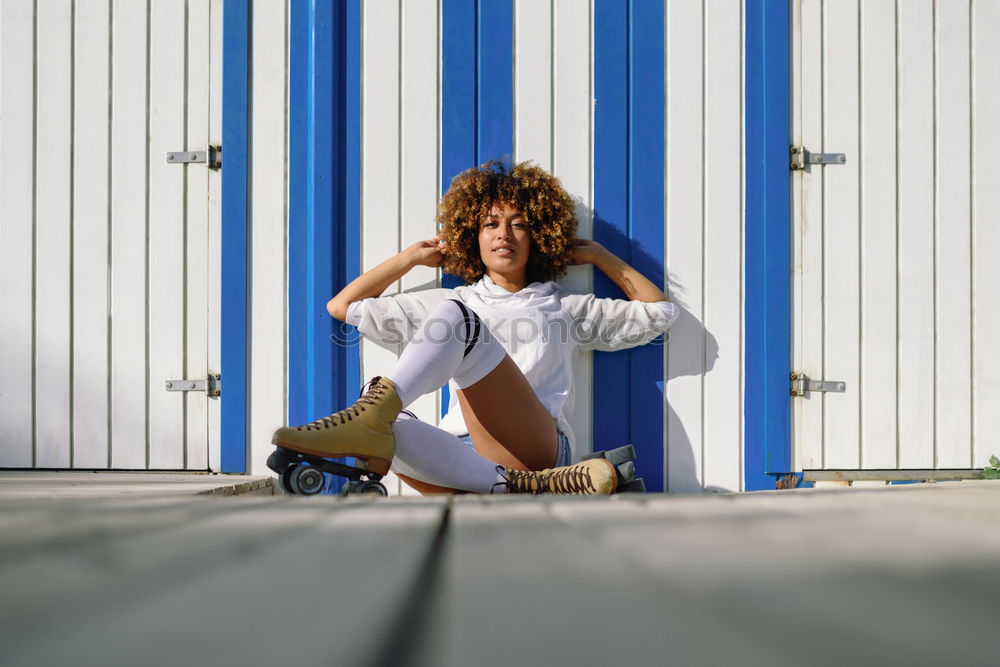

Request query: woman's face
[{"left": 478, "top": 202, "right": 531, "bottom": 287}]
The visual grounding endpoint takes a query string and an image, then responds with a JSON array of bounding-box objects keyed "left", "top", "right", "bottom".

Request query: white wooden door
[
  {"left": 791, "top": 0, "right": 1000, "bottom": 472},
  {"left": 0, "top": 0, "right": 222, "bottom": 470}
]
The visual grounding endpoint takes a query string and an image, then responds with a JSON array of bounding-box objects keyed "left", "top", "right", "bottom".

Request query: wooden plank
[
  {"left": 361, "top": 0, "right": 402, "bottom": 384},
  {"left": 665, "top": 0, "right": 705, "bottom": 492},
  {"left": 514, "top": 0, "right": 552, "bottom": 169},
  {"left": 0, "top": 0, "right": 36, "bottom": 467},
  {"left": 553, "top": 0, "right": 592, "bottom": 456},
  {"left": 34, "top": 0, "right": 73, "bottom": 468},
  {"left": 859, "top": 0, "right": 899, "bottom": 469},
  {"left": 394, "top": 0, "right": 441, "bottom": 495},
  {"left": 184, "top": 0, "right": 212, "bottom": 470},
  {"left": 896, "top": 0, "right": 935, "bottom": 468},
  {"left": 972, "top": 0, "right": 1000, "bottom": 470},
  {"left": 1, "top": 497, "right": 449, "bottom": 666},
  {"left": 249, "top": 0, "right": 288, "bottom": 475},
  {"left": 796, "top": 0, "right": 826, "bottom": 470},
  {"left": 934, "top": 0, "right": 973, "bottom": 468},
  {"left": 207, "top": 0, "right": 223, "bottom": 471},
  {"left": 110, "top": 0, "right": 150, "bottom": 469},
  {"left": 147, "top": 0, "right": 187, "bottom": 469},
  {"left": 702, "top": 0, "right": 742, "bottom": 492},
  {"left": 805, "top": 468, "right": 983, "bottom": 482},
  {"left": 72, "top": 0, "right": 112, "bottom": 469},
  {"left": 821, "top": 0, "right": 861, "bottom": 469}
]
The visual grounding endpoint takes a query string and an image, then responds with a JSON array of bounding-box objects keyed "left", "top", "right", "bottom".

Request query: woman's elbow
[{"left": 327, "top": 298, "right": 348, "bottom": 322}]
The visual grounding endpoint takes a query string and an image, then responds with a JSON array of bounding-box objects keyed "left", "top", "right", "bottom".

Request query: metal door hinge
[
  {"left": 166, "top": 145, "right": 221, "bottom": 170},
  {"left": 165, "top": 372, "right": 221, "bottom": 397},
  {"left": 790, "top": 372, "right": 845, "bottom": 397},
  {"left": 790, "top": 145, "right": 846, "bottom": 171}
]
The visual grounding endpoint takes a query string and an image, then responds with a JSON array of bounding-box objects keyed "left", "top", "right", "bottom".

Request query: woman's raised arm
[
  {"left": 326, "top": 236, "right": 445, "bottom": 321},
  {"left": 570, "top": 239, "right": 668, "bottom": 303}
]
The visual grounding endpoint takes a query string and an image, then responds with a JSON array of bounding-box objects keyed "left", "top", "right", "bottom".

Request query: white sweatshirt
[{"left": 346, "top": 276, "right": 678, "bottom": 452}]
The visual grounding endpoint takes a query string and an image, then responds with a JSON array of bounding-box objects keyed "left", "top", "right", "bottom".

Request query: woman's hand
[
  {"left": 407, "top": 235, "right": 447, "bottom": 268},
  {"left": 570, "top": 238, "right": 609, "bottom": 266}
]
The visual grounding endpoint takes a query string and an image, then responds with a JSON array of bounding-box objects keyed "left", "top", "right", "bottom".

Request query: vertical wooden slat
[
  {"left": 896, "top": 0, "right": 935, "bottom": 469},
  {"left": 207, "top": 0, "right": 223, "bottom": 471},
  {"left": 553, "top": 0, "right": 592, "bottom": 456},
  {"left": 665, "top": 0, "right": 704, "bottom": 492},
  {"left": 73, "top": 0, "right": 112, "bottom": 468},
  {"left": 185, "top": 0, "right": 212, "bottom": 470},
  {"left": 934, "top": 0, "right": 972, "bottom": 468},
  {"left": 110, "top": 0, "right": 149, "bottom": 469},
  {"left": 821, "top": 0, "right": 861, "bottom": 469},
  {"left": 396, "top": 0, "right": 439, "bottom": 495},
  {"left": 859, "top": 0, "right": 899, "bottom": 469},
  {"left": 147, "top": 0, "right": 187, "bottom": 469},
  {"left": 514, "top": 0, "right": 552, "bottom": 170},
  {"left": 361, "top": 0, "right": 401, "bottom": 386},
  {"left": 972, "top": 0, "right": 1000, "bottom": 469},
  {"left": 796, "top": 0, "right": 825, "bottom": 470},
  {"left": 702, "top": 0, "right": 742, "bottom": 491},
  {"left": 249, "top": 0, "right": 288, "bottom": 474},
  {"left": 0, "top": 0, "right": 36, "bottom": 467},
  {"left": 35, "top": 0, "right": 73, "bottom": 468}
]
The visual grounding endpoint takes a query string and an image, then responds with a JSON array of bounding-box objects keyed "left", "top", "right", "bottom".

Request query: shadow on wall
[{"left": 591, "top": 213, "right": 720, "bottom": 494}]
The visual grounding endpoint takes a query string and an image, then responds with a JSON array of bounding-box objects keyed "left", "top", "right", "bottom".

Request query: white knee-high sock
[
  {"left": 390, "top": 414, "right": 506, "bottom": 493},
  {"left": 388, "top": 299, "right": 506, "bottom": 409}
]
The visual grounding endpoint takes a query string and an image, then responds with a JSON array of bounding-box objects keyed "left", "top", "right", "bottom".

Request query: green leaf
[{"left": 990, "top": 455, "right": 1000, "bottom": 468}]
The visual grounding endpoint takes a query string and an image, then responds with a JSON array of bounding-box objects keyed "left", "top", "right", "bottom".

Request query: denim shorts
[{"left": 458, "top": 422, "right": 572, "bottom": 468}]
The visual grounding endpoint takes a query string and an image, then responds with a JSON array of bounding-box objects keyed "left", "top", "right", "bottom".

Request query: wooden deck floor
[{"left": 2, "top": 479, "right": 999, "bottom": 666}]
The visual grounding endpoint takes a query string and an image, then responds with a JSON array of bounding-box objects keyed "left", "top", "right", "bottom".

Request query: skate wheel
[
  {"left": 278, "top": 465, "right": 297, "bottom": 493},
  {"left": 358, "top": 481, "right": 388, "bottom": 496},
  {"left": 341, "top": 481, "right": 364, "bottom": 495},
  {"left": 290, "top": 466, "right": 325, "bottom": 496},
  {"left": 267, "top": 448, "right": 294, "bottom": 474},
  {"left": 617, "top": 477, "right": 646, "bottom": 494}
]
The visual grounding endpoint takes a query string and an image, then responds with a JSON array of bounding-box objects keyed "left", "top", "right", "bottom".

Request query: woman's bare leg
[{"left": 455, "top": 355, "right": 558, "bottom": 471}]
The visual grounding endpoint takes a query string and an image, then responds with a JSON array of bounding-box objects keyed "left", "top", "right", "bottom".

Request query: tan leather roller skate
[
  {"left": 497, "top": 458, "right": 619, "bottom": 495},
  {"left": 267, "top": 377, "right": 401, "bottom": 496}
]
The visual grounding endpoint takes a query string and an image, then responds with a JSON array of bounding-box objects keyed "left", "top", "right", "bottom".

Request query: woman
[{"left": 270, "top": 161, "right": 676, "bottom": 494}]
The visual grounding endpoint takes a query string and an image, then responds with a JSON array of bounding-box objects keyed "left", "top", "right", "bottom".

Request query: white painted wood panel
[
  {"left": 147, "top": 0, "right": 187, "bottom": 469},
  {"left": 109, "top": 0, "right": 150, "bottom": 469},
  {"left": 515, "top": 0, "right": 552, "bottom": 171},
  {"left": 396, "top": 0, "right": 440, "bottom": 495},
  {"left": 701, "top": 0, "right": 743, "bottom": 492},
  {"left": 362, "top": 0, "right": 405, "bottom": 492},
  {"left": 186, "top": 0, "right": 213, "bottom": 471},
  {"left": 859, "top": 0, "right": 898, "bottom": 470},
  {"left": 248, "top": 0, "right": 288, "bottom": 475},
  {"left": 934, "top": 0, "right": 972, "bottom": 468},
  {"left": 207, "top": 0, "right": 223, "bottom": 473},
  {"left": 794, "top": 0, "right": 993, "bottom": 473},
  {"left": 72, "top": 0, "right": 112, "bottom": 469},
  {"left": 794, "top": 0, "right": 826, "bottom": 470},
  {"left": 665, "top": 0, "right": 705, "bottom": 493},
  {"left": 0, "top": 0, "right": 221, "bottom": 471},
  {"left": 0, "top": 0, "right": 36, "bottom": 467},
  {"left": 34, "top": 0, "right": 73, "bottom": 468},
  {"left": 821, "top": 0, "right": 861, "bottom": 469},
  {"left": 972, "top": 0, "right": 1000, "bottom": 470},
  {"left": 552, "top": 0, "right": 593, "bottom": 458},
  {"left": 896, "top": 0, "right": 935, "bottom": 469}
]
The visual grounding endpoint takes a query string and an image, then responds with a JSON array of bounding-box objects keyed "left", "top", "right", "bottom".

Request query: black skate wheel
[
  {"left": 341, "top": 481, "right": 364, "bottom": 495},
  {"left": 278, "top": 466, "right": 297, "bottom": 494},
  {"left": 615, "top": 460, "right": 636, "bottom": 484},
  {"left": 358, "top": 481, "right": 388, "bottom": 496},
  {"left": 290, "top": 466, "right": 325, "bottom": 496},
  {"left": 267, "top": 448, "right": 293, "bottom": 474}
]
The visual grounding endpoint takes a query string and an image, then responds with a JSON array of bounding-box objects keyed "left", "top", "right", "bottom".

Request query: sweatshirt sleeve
[
  {"left": 559, "top": 292, "right": 678, "bottom": 352},
  {"left": 345, "top": 288, "right": 455, "bottom": 352}
]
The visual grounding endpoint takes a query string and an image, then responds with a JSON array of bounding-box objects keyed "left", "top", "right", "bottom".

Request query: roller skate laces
[
  {"left": 295, "top": 377, "right": 399, "bottom": 432},
  {"left": 495, "top": 458, "right": 618, "bottom": 495}
]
